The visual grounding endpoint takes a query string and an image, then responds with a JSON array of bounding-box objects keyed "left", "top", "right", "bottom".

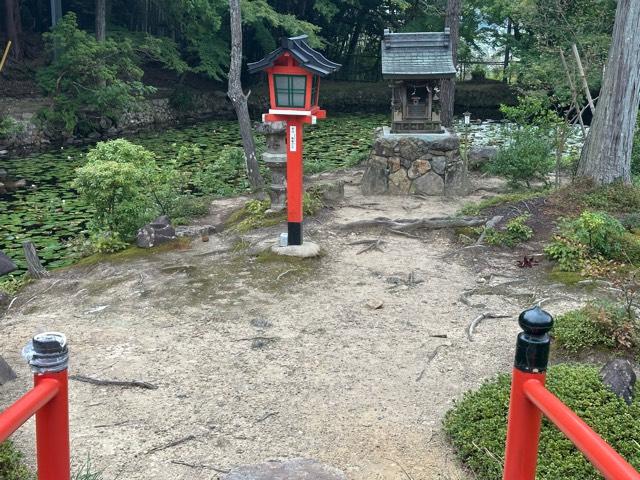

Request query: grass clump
[
  {"left": 552, "top": 302, "right": 639, "bottom": 353},
  {"left": 226, "top": 200, "right": 285, "bottom": 234},
  {"left": 0, "top": 274, "right": 31, "bottom": 296},
  {"left": 484, "top": 214, "right": 533, "bottom": 247},
  {"left": 552, "top": 179, "right": 640, "bottom": 216},
  {"left": 545, "top": 211, "right": 640, "bottom": 272},
  {"left": 0, "top": 441, "right": 33, "bottom": 480},
  {"left": 459, "top": 190, "right": 548, "bottom": 216},
  {"left": 444, "top": 364, "right": 640, "bottom": 480}
]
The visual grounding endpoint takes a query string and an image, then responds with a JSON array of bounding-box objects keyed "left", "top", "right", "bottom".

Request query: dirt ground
[{"left": 0, "top": 169, "right": 589, "bottom": 480}]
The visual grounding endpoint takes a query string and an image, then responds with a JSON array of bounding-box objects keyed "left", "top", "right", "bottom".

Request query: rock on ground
[
  {"left": 136, "top": 216, "right": 177, "bottom": 248},
  {"left": 0, "top": 251, "right": 18, "bottom": 276},
  {"left": 599, "top": 359, "right": 636, "bottom": 405},
  {"left": 222, "top": 458, "right": 346, "bottom": 480}
]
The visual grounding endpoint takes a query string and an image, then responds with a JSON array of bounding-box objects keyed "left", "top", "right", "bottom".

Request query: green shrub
[
  {"left": 487, "top": 127, "right": 554, "bottom": 187},
  {"left": 178, "top": 145, "right": 250, "bottom": 197},
  {"left": 169, "top": 86, "right": 197, "bottom": 112},
  {"left": 37, "top": 13, "right": 155, "bottom": 135},
  {"left": 303, "top": 191, "right": 323, "bottom": 216},
  {"left": 0, "top": 275, "right": 31, "bottom": 296},
  {"left": 89, "top": 231, "right": 129, "bottom": 254},
  {"left": 444, "top": 364, "right": 640, "bottom": 480},
  {"left": 74, "top": 139, "right": 158, "bottom": 239},
  {"left": 552, "top": 302, "right": 638, "bottom": 352},
  {"left": 169, "top": 195, "right": 210, "bottom": 225},
  {"left": 544, "top": 211, "right": 637, "bottom": 271},
  {"left": 621, "top": 213, "right": 640, "bottom": 234},
  {"left": 0, "top": 441, "right": 33, "bottom": 480},
  {"left": 0, "top": 116, "right": 24, "bottom": 139},
  {"left": 485, "top": 214, "right": 533, "bottom": 247},
  {"left": 584, "top": 182, "right": 640, "bottom": 213}
]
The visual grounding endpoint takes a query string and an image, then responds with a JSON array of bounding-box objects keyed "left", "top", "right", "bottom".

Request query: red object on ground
[
  {"left": 250, "top": 36, "right": 339, "bottom": 246},
  {"left": 35, "top": 370, "right": 70, "bottom": 480},
  {"left": 285, "top": 117, "right": 304, "bottom": 226},
  {"left": 503, "top": 369, "right": 546, "bottom": 479},
  {"left": 523, "top": 378, "right": 640, "bottom": 480},
  {"left": 503, "top": 308, "right": 640, "bottom": 480},
  {"left": 0, "top": 335, "right": 70, "bottom": 480}
]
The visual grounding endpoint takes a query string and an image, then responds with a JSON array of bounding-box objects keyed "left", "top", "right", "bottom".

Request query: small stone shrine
[{"left": 361, "top": 28, "right": 468, "bottom": 196}]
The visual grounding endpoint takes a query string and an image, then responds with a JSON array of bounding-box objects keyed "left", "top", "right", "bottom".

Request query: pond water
[{"left": 0, "top": 115, "right": 585, "bottom": 274}]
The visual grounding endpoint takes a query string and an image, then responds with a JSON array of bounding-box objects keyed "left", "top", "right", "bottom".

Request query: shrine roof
[
  {"left": 247, "top": 35, "right": 341, "bottom": 77},
  {"left": 381, "top": 29, "right": 456, "bottom": 79}
]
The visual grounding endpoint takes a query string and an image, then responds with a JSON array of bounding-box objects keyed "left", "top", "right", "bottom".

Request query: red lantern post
[{"left": 249, "top": 36, "right": 340, "bottom": 246}]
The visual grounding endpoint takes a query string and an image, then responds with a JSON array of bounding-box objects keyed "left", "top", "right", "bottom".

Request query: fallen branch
[
  {"left": 357, "top": 238, "right": 385, "bottom": 255},
  {"left": 170, "top": 460, "right": 230, "bottom": 473},
  {"left": 340, "top": 216, "right": 486, "bottom": 232},
  {"left": 233, "top": 336, "right": 279, "bottom": 342},
  {"left": 147, "top": 435, "right": 196, "bottom": 455},
  {"left": 416, "top": 345, "right": 447, "bottom": 382},
  {"left": 276, "top": 269, "right": 296, "bottom": 280},
  {"left": 387, "top": 229, "right": 423, "bottom": 239},
  {"left": 467, "top": 313, "right": 511, "bottom": 341},
  {"left": 70, "top": 375, "right": 158, "bottom": 390},
  {"left": 348, "top": 239, "right": 381, "bottom": 246},
  {"left": 256, "top": 411, "right": 279, "bottom": 423}
]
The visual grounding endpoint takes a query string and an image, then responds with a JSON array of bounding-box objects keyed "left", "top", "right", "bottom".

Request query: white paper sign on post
[{"left": 289, "top": 125, "right": 297, "bottom": 153}]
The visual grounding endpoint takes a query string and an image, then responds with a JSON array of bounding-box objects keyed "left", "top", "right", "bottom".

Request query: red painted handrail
[
  {"left": 503, "top": 308, "right": 640, "bottom": 480},
  {"left": 523, "top": 379, "right": 640, "bottom": 480},
  {"left": 0, "top": 379, "right": 59, "bottom": 442},
  {"left": 0, "top": 333, "right": 70, "bottom": 480}
]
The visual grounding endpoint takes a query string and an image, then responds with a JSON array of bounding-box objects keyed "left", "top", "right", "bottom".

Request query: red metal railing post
[
  {"left": 23, "top": 333, "right": 70, "bottom": 480},
  {"left": 503, "top": 307, "right": 554, "bottom": 480}
]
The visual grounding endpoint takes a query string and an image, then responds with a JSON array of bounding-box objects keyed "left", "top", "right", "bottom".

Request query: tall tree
[
  {"left": 4, "top": 0, "right": 23, "bottom": 59},
  {"left": 576, "top": 0, "right": 640, "bottom": 184},
  {"left": 440, "top": 0, "right": 461, "bottom": 128},
  {"left": 227, "top": 0, "right": 265, "bottom": 192},
  {"left": 95, "top": 0, "right": 106, "bottom": 41}
]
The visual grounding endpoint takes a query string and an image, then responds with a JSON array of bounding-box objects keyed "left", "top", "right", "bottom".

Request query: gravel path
[{"left": 0, "top": 170, "right": 585, "bottom": 479}]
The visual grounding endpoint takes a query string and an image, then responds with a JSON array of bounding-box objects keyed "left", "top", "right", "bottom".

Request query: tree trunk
[
  {"left": 502, "top": 17, "right": 512, "bottom": 83},
  {"left": 95, "top": 0, "right": 106, "bottom": 41},
  {"left": 4, "top": 0, "right": 22, "bottom": 59},
  {"left": 227, "top": 0, "right": 265, "bottom": 193},
  {"left": 576, "top": 0, "right": 640, "bottom": 185},
  {"left": 440, "top": 0, "right": 461, "bottom": 128}
]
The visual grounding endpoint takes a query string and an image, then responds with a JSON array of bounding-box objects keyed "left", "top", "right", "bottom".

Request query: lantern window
[
  {"left": 274, "top": 74, "right": 307, "bottom": 108},
  {"left": 311, "top": 75, "right": 320, "bottom": 106}
]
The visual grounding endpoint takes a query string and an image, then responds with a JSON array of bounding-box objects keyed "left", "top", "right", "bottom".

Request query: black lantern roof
[
  {"left": 247, "top": 35, "right": 341, "bottom": 77},
  {"left": 381, "top": 28, "right": 456, "bottom": 79}
]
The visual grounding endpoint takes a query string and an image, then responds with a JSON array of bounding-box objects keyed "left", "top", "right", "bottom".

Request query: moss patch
[
  {"left": 0, "top": 441, "right": 33, "bottom": 480},
  {"left": 72, "top": 238, "right": 192, "bottom": 268},
  {"left": 552, "top": 302, "right": 639, "bottom": 354},
  {"left": 459, "top": 189, "right": 549, "bottom": 216},
  {"left": 224, "top": 200, "right": 286, "bottom": 234},
  {"left": 547, "top": 269, "right": 583, "bottom": 285},
  {"left": 444, "top": 364, "right": 640, "bottom": 480}
]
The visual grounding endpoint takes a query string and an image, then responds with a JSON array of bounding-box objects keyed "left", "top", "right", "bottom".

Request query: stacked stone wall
[{"left": 361, "top": 132, "right": 468, "bottom": 196}]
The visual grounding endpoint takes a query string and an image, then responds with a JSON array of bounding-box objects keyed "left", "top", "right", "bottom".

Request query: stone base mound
[{"left": 361, "top": 128, "right": 469, "bottom": 197}]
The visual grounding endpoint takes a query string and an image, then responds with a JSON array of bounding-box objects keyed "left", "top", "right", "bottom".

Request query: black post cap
[
  {"left": 32, "top": 332, "right": 67, "bottom": 355},
  {"left": 518, "top": 306, "right": 554, "bottom": 335},
  {"left": 515, "top": 307, "right": 554, "bottom": 373},
  {"left": 23, "top": 332, "right": 69, "bottom": 373}
]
